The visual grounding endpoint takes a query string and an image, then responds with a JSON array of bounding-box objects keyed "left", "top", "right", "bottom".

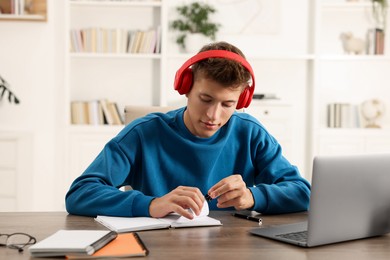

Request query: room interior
[{"left": 0, "top": 0, "right": 389, "bottom": 212}]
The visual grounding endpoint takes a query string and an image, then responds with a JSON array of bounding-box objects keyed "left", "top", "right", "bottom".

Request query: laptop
[{"left": 250, "top": 153, "right": 390, "bottom": 247}]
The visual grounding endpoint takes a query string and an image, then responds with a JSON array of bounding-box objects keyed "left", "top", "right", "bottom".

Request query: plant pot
[{"left": 185, "top": 33, "right": 210, "bottom": 53}]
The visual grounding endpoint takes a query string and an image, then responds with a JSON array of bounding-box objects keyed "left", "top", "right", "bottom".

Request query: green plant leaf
[
  {"left": 170, "top": 2, "right": 221, "bottom": 49},
  {"left": 0, "top": 76, "right": 21, "bottom": 104}
]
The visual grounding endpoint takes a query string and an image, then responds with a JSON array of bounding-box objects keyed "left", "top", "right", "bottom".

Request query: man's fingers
[
  {"left": 172, "top": 195, "right": 203, "bottom": 216},
  {"left": 209, "top": 175, "right": 244, "bottom": 199},
  {"left": 171, "top": 204, "right": 195, "bottom": 219},
  {"left": 173, "top": 188, "right": 204, "bottom": 214},
  {"left": 149, "top": 186, "right": 205, "bottom": 218}
]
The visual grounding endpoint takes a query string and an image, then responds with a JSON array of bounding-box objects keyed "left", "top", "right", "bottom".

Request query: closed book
[
  {"left": 0, "top": 0, "right": 12, "bottom": 14},
  {"left": 71, "top": 101, "right": 89, "bottom": 125},
  {"left": 87, "top": 100, "right": 104, "bottom": 125},
  {"left": 67, "top": 233, "right": 148, "bottom": 259},
  {"left": 99, "top": 99, "right": 114, "bottom": 125},
  {"left": 108, "top": 102, "right": 123, "bottom": 125},
  {"left": 375, "top": 28, "right": 385, "bottom": 55},
  {"left": 29, "top": 230, "right": 117, "bottom": 258}
]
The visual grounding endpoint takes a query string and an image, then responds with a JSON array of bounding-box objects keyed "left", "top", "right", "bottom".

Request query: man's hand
[
  {"left": 149, "top": 186, "right": 204, "bottom": 219},
  {"left": 208, "top": 174, "right": 254, "bottom": 210}
]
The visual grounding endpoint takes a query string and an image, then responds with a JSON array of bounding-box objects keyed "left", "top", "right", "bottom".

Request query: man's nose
[{"left": 206, "top": 103, "right": 221, "bottom": 121}]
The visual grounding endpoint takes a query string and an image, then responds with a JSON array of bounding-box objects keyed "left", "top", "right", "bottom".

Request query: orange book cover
[{"left": 67, "top": 233, "right": 148, "bottom": 259}]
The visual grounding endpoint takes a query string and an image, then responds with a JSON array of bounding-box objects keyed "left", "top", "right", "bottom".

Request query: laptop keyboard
[{"left": 276, "top": 231, "right": 308, "bottom": 242}]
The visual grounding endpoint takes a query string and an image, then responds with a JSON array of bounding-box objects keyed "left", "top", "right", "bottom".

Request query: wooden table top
[{"left": 1, "top": 211, "right": 390, "bottom": 259}]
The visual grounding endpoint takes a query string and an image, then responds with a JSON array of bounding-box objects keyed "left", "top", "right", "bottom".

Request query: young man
[{"left": 65, "top": 42, "right": 310, "bottom": 219}]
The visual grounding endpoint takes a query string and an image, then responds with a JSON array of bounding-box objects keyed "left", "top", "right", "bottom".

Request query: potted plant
[
  {"left": 0, "top": 75, "right": 20, "bottom": 104},
  {"left": 170, "top": 2, "right": 221, "bottom": 52},
  {"left": 371, "top": 0, "right": 388, "bottom": 30}
]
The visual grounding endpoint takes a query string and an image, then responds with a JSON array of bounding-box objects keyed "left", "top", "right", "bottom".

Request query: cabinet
[
  {"left": 0, "top": 0, "right": 47, "bottom": 21},
  {"left": 67, "top": 127, "right": 122, "bottom": 186},
  {"left": 245, "top": 101, "right": 302, "bottom": 170},
  {"left": 318, "top": 129, "right": 390, "bottom": 155},
  {"left": 0, "top": 132, "right": 32, "bottom": 211},
  {"left": 310, "top": 1, "right": 390, "bottom": 170}
]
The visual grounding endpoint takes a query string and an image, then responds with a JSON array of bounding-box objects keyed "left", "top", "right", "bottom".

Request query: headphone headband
[{"left": 174, "top": 50, "right": 255, "bottom": 109}]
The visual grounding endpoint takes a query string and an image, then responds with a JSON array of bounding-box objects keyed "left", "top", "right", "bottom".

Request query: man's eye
[
  {"left": 223, "top": 103, "right": 235, "bottom": 108},
  {"left": 201, "top": 98, "right": 212, "bottom": 103}
]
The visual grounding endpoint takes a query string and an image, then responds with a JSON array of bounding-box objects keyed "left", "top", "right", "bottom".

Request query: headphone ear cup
[
  {"left": 236, "top": 88, "right": 250, "bottom": 109},
  {"left": 175, "top": 68, "right": 193, "bottom": 95}
]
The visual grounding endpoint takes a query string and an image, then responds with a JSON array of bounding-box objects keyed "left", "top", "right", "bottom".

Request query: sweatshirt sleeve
[
  {"left": 65, "top": 133, "right": 154, "bottom": 217},
  {"left": 249, "top": 133, "right": 311, "bottom": 214}
]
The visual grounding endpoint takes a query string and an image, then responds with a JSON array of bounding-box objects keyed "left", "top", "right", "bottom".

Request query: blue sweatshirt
[{"left": 65, "top": 107, "right": 310, "bottom": 217}]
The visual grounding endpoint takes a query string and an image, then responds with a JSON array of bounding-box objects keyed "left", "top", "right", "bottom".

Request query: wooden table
[{"left": 1, "top": 211, "right": 390, "bottom": 259}]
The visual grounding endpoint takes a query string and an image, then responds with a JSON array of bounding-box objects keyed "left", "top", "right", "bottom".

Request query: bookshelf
[
  {"left": 64, "top": 0, "right": 166, "bottom": 184},
  {"left": 63, "top": 0, "right": 390, "bottom": 185},
  {"left": 0, "top": 0, "right": 47, "bottom": 21},
  {"left": 310, "top": 0, "right": 390, "bottom": 163},
  {"left": 66, "top": 0, "right": 164, "bottom": 125}
]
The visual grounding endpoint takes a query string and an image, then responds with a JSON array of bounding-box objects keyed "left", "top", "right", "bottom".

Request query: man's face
[{"left": 183, "top": 77, "right": 243, "bottom": 138}]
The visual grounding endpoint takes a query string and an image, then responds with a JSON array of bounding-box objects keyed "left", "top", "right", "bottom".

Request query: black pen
[
  {"left": 232, "top": 212, "right": 262, "bottom": 224},
  {"left": 205, "top": 194, "right": 213, "bottom": 201}
]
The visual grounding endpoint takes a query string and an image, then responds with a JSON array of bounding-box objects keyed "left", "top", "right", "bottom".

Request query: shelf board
[
  {"left": 316, "top": 55, "right": 390, "bottom": 61},
  {"left": 167, "top": 53, "right": 315, "bottom": 61},
  {"left": 70, "top": 52, "right": 162, "bottom": 59},
  {"left": 0, "top": 14, "right": 46, "bottom": 21},
  {"left": 70, "top": 0, "right": 161, "bottom": 7},
  {"left": 321, "top": 2, "right": 372, "bottom": 10},
  {"left": 68, "top": 124, "right": 125, "bottom": 133},
  {"left": 250, "top": 54, "right": 315, "bottom": 61},
  {"left": 319, "top": 127, "right": 390, "bottom": 136}
]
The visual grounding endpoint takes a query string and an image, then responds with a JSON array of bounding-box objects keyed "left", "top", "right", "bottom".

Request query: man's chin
[{"left": 196, "top": 129, "right": 218, "bottom": 138}]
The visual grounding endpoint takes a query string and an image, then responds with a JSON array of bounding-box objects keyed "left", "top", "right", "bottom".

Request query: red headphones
[{"left": 174, "top": 50, "right": 255, "bottom": 109}]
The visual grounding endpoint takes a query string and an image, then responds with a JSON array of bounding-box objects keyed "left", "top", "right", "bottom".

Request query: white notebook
[
  {"left": 29, "top": 230, "right": 117, "bottom": 257},
  {"left": 95, "top": 202, "right": 222, "bottom": 233}
]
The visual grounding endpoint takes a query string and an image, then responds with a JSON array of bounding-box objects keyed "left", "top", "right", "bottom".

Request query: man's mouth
[{"left": 202, "top": 121, "right": 218, "bottom": 130}]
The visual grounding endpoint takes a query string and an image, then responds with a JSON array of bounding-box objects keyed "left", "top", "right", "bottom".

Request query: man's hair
[{"left": 192, "top": 41, "right": 252, "bottom": 89}]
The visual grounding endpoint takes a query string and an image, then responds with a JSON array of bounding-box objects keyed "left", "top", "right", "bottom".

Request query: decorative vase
[{"left": 185, "top": 33, "right": 210, "bottom": 53}]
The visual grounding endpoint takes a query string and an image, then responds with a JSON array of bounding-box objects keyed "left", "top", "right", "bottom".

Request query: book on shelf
[
  {"left": 327, "top": 103, "right": 361, "bottom": 128},
  {"left": 366, "top": 28, "right": 376, "bottom": 55},
  {"left": 71, "top": 101, "right": 89, "bottom": 125},
  {"left": 99, "top": 99, "right": 115, "bottom": 125},
  {"left": 108, "top": 102, "right": 124, "bottom": 125},
  {"left": 67, "top": 233, "right": 148, "bottom": 259},
  {"left": 154, "top": 25, "right": 161, "bottom": 54},
  {"left": 0, "top": 0, "right": 12, "bottom": 14},
  {"left": 28, "top": 230, "right": 117, "bottom": 258},
  {"left": 375, "top": 28, "right": 385, "bottom": 55},
  {"left": 130, "top": 31, "right": 144, "bottom": 53},
  {"left": 87, "top": 100, "right": 104, "bottom": 125},
  {"left": 71, "top": 99, "right": 123, "bottom": 126},
  {"left": 366, "top": 28, "right": 386, "bottom": 55},
  {"left": 70, "top": 27, "right": 160, "bottom": 54},
  {"left": 0, "top": 0, "right": 26, "bottom": 15},
  {"left": 95, "top": 202, "right": 222, "bottom": 233}
]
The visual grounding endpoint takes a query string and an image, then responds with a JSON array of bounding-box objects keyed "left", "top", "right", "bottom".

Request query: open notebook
[{"left": 95, "top": 202, "right": 222, "bottom": 233}]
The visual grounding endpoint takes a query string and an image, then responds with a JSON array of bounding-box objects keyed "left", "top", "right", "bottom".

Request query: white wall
[{"left": 0, "top": 0, "right": 65, "bottom": 211}]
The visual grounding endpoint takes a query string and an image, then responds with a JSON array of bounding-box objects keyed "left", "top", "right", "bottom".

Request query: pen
[
  {"left": 205, "top": 194, "right": 213, "bottom": 201},
  {"left": 232, "top": 212, "right": 262, "bottom": 224}
]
